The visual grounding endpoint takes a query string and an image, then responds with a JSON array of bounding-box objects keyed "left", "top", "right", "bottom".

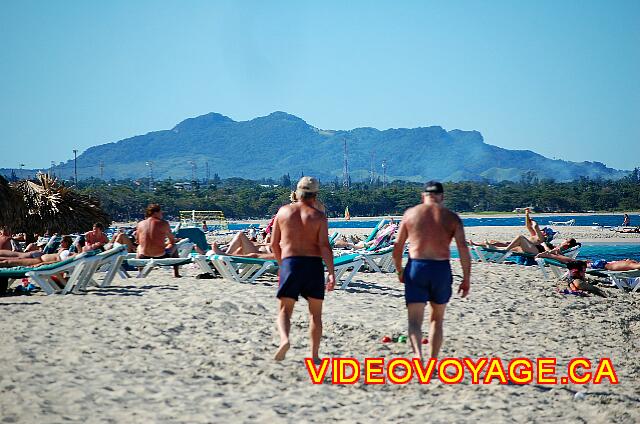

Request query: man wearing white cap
[{"left": 271, "top": 176, "right": 335, "bottom": 362}]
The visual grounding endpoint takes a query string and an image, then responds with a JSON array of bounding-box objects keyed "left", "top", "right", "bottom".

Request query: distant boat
[{"left": 345, "top": 206, "right": 351, "bottom": 221}]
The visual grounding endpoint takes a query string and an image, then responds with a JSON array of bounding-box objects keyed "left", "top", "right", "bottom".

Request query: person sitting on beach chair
[
  {"left": 0, "top": 236, "right": 75, "bottom": 267},
  {"left": 104, "top": 228, "right": 137, "bottom": 253},
  {"left": 136, "top": 204, "right": 181, "bottom": 278},
  {"left": 83, "top": 222, "right": 108, "bottom": 252},
  {"left": 0, "top": 227, "right": 16, "bottom": 251}
]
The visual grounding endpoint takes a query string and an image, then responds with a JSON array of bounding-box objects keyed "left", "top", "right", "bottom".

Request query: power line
[
  {"left": 146, "top": 161, "right": 154, "bottom": 191},
  {"left": 342, "top": 138, "right": 349, "bottom": 190},
  {"left": 381, "top": 160, "right": 387, "bottom": 188},
  {"left": 73, "top": 149, "right": 78, "bottom": 185}
]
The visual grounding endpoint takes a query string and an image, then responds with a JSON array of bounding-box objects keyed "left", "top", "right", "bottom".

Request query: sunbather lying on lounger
[
  {"left": 0, "top": 236, "right": 75, "bottom": 267},
  {"left": 537, "top": 252, "right": 640, "bottom": 296},
  {"left": 210, "top": 232, "right": 275, "bottom": 259},
  {"left": 469, "top": 237, "right": 579, "bottom": 256},
  {"left": 536, "top": 251, "right": 640, "bottom": 271},
  {"left": 333, "top": 223, "right": 398, "bottom": 250}
]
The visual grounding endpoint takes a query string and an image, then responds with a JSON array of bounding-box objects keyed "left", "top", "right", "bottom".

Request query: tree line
[{"left": 72, "top": 169, "right": 640, "bottom": 221}]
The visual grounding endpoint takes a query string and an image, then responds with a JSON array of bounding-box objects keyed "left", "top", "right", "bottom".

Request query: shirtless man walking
[
  {"left": 136, "top": 204, "right": 180, "bottom": 278},
  {"left": 271, "top": 177, "right": 335, "bottom": 362},
  {"left": 392, "top": 181, "right": 471, "bottom": 360}
]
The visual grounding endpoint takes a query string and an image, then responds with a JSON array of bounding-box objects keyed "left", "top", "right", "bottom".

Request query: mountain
[{"left": 18, "top": 112, "right": 631, "bottom": 182}]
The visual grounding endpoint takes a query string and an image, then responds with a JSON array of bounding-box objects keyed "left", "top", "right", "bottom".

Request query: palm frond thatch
[
  {"left": 0, "top": 175, "right": 26, "bottom": 231},
  {"left": 11, "top": 173, "right": 110, "bottom": 234}
]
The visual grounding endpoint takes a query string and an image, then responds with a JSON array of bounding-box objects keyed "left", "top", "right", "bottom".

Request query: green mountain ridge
[{"left": 7, "top": 112, "right": 629, "bottom": 182}]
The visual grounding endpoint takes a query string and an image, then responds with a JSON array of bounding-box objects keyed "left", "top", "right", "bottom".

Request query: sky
[{"left": 2, "top": 0, "right": 639, "bottom": 171}]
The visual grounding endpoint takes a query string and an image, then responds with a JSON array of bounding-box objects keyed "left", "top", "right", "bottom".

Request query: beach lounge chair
[
  {"left": 333, "top": 254, "right": 365, "bottom": 289},
  {"left": 123, "top": 254, "right": 193, "bottom": 278},
  {"left": 364, "top": 219, "right": 390, "bottom": 243},
  {"left": 196, "top": 253, "right": 364, "bottom": 289},
  {"left": 0, "top": 251, "right": 100, "bottom": 295},
  {"left": 328, "top": 232, "right": 339, "bottom": 248},
  {"left": 534, "top": 257, "right": 640, "bottom": 292},
  {"left": 471, "top": 245, "right": 580, "bottom": 264},
  {"left": 601, "top": 270, "right": 640, "bottom": 292},
  {"left": 175, "top": 228, "right": 209, "bottom": 253},
  {"left": 74, "top": 245, "right": 129, "bottom": 291},
  {"left": 355, "top": 245, "right": 396, "bottom": 273},
  {"left": 198, "top": 254, "right": 278, "bottom": 284}
]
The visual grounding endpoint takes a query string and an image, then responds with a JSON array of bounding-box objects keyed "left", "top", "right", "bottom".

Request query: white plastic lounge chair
[
  {"left": 535, "top": 257, "right": 640, "bottom": 292},
  {"left": 600, "top": 270, "right": 640, "bottom": 291},
  {"left": 333, "top": 254, "right": 365, "bottom": 289},
  {"left": 123, "top": 254, "right": 193, "bottom": 278},
  {"left": 355, "top": 245, "right": 396, "bottom": 273},
  {"left": 549, "top": 219, "right": 575, "bottom": 226},
  {"left": 471, "top": 245, "right": 580, "bottom": 264},
  {"left": 74, "top": 245, "right": 129, "bottom": 291},
  {"left": 196, "top": 253, "right": 364, "bottom": 289},
  {"left": 199, "top": 255, "right": 278, "bottom": 284},
  {"left": 0, "top": 251, "right": 98, "bottom": 295}
]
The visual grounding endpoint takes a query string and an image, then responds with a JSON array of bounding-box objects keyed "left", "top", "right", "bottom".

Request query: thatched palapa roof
[{"left": 8, "top": 173, "right": 110, "bottom": 234}]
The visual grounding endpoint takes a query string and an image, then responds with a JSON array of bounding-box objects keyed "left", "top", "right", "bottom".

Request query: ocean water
[{"left": 227, "top": 214, "right": 636, "bottom": 230}]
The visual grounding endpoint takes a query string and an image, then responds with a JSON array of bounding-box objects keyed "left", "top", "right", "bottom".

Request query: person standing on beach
[
  {"left": 392, "top": 181, "right": 471, "bottom": 359},
  {"left": 136, "top": 204, "right": 181, "bottom": 278},
  {"left": 271, "top": 176, "right": 335, "bottom": 362}
]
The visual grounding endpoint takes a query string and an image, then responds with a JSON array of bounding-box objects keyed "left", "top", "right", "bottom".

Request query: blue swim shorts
[
  {"left": 404, "top": 258, "right": 452, "bottom": 305},
  {"left": 277, "top": 256, "right": 325, "bottom": 301}
]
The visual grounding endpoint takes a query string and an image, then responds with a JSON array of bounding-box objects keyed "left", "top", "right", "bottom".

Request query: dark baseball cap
[{"left": 424, "top": 180, "right": 444, "bottom": 194}]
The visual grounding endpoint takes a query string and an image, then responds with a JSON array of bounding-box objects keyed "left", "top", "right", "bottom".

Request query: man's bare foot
[
  {"left": 274, "top": 342, "right": 290, "bottom": 361},
  {"left": 211, "top": 242, "right": 225, "bottom": 255}
]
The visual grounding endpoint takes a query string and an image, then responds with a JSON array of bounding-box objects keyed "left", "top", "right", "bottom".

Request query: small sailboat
[{"left": 345, "top": 206, "right": 351, "bottom": 221}]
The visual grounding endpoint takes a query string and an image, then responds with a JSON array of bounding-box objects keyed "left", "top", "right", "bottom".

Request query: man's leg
[
  {"left": 607, "top": 260, "right": 640, "bottom": 271},
  {"left": 428, "top": 302, "right": 447, "bottom": 358},
  {"left": 275, "top": 297, "right": 296, "bottom": 360},
  {"left": 307, "top": 297, "right": 323, "bottom": 361},
  {"left": 168, "top": 247, "right": 181, "bottom": 278},
  {"left": 407, "top": 302, "right": 426, "bottom": 359},
  {"left": 504, "top": 235, "right": 525, "bottom": 251}
]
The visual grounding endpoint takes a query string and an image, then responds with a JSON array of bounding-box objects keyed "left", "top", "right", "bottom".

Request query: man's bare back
[
  {"left": 402, "top": 203, "right": 461, "bottom": 260},
  {"left": 0, "top": 235, "right": 13, "bottom": 251},
  {"left": 273, "top": 203, "right": 326, "bottom": 259},
  {"left": 136, "top": 217, "right": 173, "bottom": 257}
]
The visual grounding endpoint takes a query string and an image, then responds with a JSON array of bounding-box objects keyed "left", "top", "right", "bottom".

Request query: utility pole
[
  {"left": 50, "top": 161, "right": 55, "bottom": 178},
  {"left": 342, "top": 139, "right": 349, "bottom": 190},
  {"left": 205, "top": 160, "right": 210, "bottom": 182},
  {"left": 189, "top": 160, "right": 196, "bottom": 182},
  {"left": 146, "top": 161, "right": 154, "bottom": 191},
  {"left": 73, "top": 149, "right": 78, "bottom": 185},
  {"left": 381, "top": 160, "right": 387, "bottom": 188},
  {"left": 99, "top": 160, "right": 104, "bottom": 179},
  {"left": 369, "top": 151, "right": 375, "bottom": 185}
]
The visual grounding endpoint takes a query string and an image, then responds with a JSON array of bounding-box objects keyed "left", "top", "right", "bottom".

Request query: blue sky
[{"left": 2, "top": 0, "right": 639, "bottom": 171}]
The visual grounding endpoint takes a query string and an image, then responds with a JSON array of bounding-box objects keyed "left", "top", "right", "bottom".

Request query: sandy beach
[{"left": 1, "top": 226, "right": 639, "bottom": 423}]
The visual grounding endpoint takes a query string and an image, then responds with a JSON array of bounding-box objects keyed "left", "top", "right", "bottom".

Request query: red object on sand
[
  {"left": 382, "top": 336, "right": 392, "bottom": 343},
  {"left": 421, "top": 338, "right": 428, "bottom": 344}
]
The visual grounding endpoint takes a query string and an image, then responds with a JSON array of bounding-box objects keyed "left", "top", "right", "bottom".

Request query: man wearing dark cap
[
  {"left": 392, "top": 180, "right": 471, "bottom": 360},
  {"left": 271, "top": 176, "right": 336, "bottom": 362}
]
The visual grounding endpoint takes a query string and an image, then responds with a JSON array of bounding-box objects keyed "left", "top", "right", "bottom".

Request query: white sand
[{"left": 1, "top": 227, "right": 639, "bottom": 423}]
